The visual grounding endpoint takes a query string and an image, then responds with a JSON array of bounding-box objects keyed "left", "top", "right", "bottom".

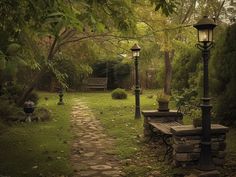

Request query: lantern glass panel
[
  {"left": 132, "top": 51, "right": 140, "bottom": 57},
  {"left": 198, "top": 29, "right": 213, "bottom": 42}
]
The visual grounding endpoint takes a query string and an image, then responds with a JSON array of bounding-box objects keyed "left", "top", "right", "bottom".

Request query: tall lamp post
[
  {"left": 131, "top": 44, "right": 141, "bottom": 119},
  {"left": 193, "top": 16, "right": 217, "bottom": 171}
]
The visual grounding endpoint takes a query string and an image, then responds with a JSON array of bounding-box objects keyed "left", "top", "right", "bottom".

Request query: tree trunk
[
  {"left": 164, "top": 50, "right": 174, "bottom": 95},
  {"left": 17, "top": 36, "right": 59, "bottom": 106}
]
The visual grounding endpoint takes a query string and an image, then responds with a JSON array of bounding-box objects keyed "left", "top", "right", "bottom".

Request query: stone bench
[
  {"left": 142, "top": 110, "right": 183, "bottom": 160},
  {"left": 142, "top": 110, "right": 183, "bottom": 139},
  {"left": 142, "top": 110, "right": 229, "bottom": 167},
  {"left": 149, "top": 120, "right": 183, "bottom": 161}
]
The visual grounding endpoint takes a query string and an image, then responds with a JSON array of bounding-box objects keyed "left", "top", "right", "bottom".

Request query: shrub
[
  {"left": 2, "top": 84, "right": 39, "bottom": 105},
  {"left": 111, "top": 88, "right": 127, "bottom": 99},
  {"left": 0, "top": 120, "right": 7, "bottom": 133},
  {"left": 3, "top": 84, "right": 24, "bottom": 102},
  {"left": 0, "top": 99, "right": 25, "bottom": 121},
  {"left": 33, "top": 107, "right": 51, "bottom": 121}
]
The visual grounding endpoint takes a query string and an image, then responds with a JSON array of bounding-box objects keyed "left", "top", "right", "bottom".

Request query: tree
[
  {"left": 210, "top": 23, "right": 236, "bottom": 124},
  {"left": 0, "top": 0, "right": 180, "bottom": 105},
  {"left": 11, "top": 0, "right": 138, "bottom": 105},
  {"left": 134, "top": 0, "right": 199, "bottom": 94}
]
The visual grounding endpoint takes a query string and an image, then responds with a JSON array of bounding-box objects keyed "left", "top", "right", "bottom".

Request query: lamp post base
[
  {"left": 135, "top": 111, "right": 141, "bottom": 119},
  {"left": 198, "top": 141, "right": 215, "bottom": 171},
  {"left": 57, "top": 102, "right": 64, "bottom": 105}
]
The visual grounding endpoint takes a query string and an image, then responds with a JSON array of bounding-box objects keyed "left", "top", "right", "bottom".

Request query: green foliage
[
  {"left": 211, "top": 23, "right": 236, "bottom": 124},
  {"left": 33, "top": 107, "right": 51, "bottom": 121},
  {"left": 156, "top": 91, "right": 170, "bottom": 102},
  {"left": 172, "top": 45, "right": 201, "bottom": 91},
  {"left": 92, "top": 59, "right": 132, "bottom": 89},
  {"left": 111, "top": 88, "right": 128, "bottom": 99},
  {"left": 0, "top": 84, "right": 39, "bottom": 105},
  {"left": 172, "top": 88, "right": 200, "bottom": 124},
  {"left": 149, "top": 0, "right": 179, "bottom": 16},
  {"left": 114, "top": 62, "right": 131, "bottom": 85},
  {"left": 173, "top": 88, "right": 198, "bottom": 108},
  {"left": 0, "top": 99, "right": 25, "bottom": 121},
  {"left": 6, "top": 43, "right": 21, "bottom": 56},
  {"left": 27, "top": 91, "right": 39, "bottom": 104}
]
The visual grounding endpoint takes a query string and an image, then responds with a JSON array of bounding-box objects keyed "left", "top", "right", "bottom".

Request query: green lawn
[
  {"left": 77, "top": 91, "right": 190, "bottom": 176},
  {"left": 0, "top": 91, "right": 235, "bottom": 177},
  {"left": 0, "top": 92, "right": 76, "bottom": 177},
  {"left": 77, "top": 91, "right": 158, "bottom": 158}
]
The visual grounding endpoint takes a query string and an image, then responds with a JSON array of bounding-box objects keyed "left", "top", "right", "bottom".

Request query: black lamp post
[
  {"left": 193, "top": 16, "right": 217, "bottom": 171},
  {"left": 131, "top": 44, "right": 141, "bottom": 119}
]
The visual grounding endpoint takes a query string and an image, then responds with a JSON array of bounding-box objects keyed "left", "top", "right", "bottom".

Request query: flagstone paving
[{"left": 70, "top": 99, "right": 124, "bottom": 177}]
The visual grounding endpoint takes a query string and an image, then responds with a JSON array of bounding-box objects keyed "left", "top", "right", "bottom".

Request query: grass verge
[{"left": 0, "top": 92, "right": 75, "bottom": 177}]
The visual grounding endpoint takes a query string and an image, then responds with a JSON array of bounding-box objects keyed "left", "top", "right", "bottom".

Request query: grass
[
  {"left": 0, "top": 90, "right": 236, "bottom": 177},
  {"left": 77, "top": 90, "right": 236, "bottom": 176},
  {"left": 77, "top": 90, "right": 192, "bottom": 176},
  {"left": 0, "top": 92, "right": 75, "bottom": 177},
  {"left": 78, "top": 91, "right": 156, "bottom": 158}
]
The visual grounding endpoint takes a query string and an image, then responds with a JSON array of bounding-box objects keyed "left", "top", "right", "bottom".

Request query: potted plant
[
  {"left": 193, "top": 117, "right": 202, "bottom": 128},
  {"left": 157, "top": 92, "right": 170, "bottom": 112}
]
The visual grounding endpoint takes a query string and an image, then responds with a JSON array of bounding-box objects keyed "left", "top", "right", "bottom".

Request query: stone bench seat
[
  {"left": 142, "top": 110, "right": 183, "bottom": 161},
  {"left": 149, "top": 121, "right": 182, "bottom": 135}
]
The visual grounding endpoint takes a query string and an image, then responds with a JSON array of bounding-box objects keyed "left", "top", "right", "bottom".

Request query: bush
[
  {"left": 3, "top": 84, "right": 24, "bottom": 102},
  {"left": 0, "top": 120, "right": 7, "bottom": 133},
  {"left": 211, "top": 23, "right": 236, "bottom": 125},
  {"left": 33, "top": 107, "right": 51, "bottom": 121},
  {"left": 0, "top": 99, "right": 25, "bottom": 121},
  {"left": 1, "top": 84, "right": 39, "bottom": 105},
  {"left": 111, "top": 88, "right": 127, "bottom": 99}
]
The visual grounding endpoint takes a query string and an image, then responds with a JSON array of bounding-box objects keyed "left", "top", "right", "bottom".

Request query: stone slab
[
  {"left": 90, "top": 165, "right": 112, "bottom": 170},
  {"left": 142, "top": 110, "right": 183, "bottom": 118},
  {"left": 171, "top": 124, "right": 229, "bottom": 136},
  {"left": 198, "top": 170, "right": 220, "bottom": 177}
]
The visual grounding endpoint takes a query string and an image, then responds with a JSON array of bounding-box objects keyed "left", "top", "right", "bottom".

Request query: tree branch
[
  {"left": 181, "top": 0, "right": 197, "bottom": 24},
  {"left": 47, "top": 36, "right": 59, "bottom": 60}
]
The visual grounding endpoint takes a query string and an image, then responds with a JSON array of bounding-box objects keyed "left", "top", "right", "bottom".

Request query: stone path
[{"left": 70, "top": 99, "right": 124, "bottom": 177}]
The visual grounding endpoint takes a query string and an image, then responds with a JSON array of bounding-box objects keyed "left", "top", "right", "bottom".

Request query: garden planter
[
  {"left": 23, "top": 101, "right": 35, "bottom": 122},
  {"left": 158, "top": 101, "right": 169, "bottom": 112}
]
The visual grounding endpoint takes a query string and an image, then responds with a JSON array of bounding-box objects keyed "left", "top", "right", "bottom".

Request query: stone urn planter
[
  {"left": 23, "top": 100, "right": 35, "bottom": 122},
  {"left": 157, "top": 92, "right": 170, "bottom": 112},
  {"left": 158, "top": 100, "right": 169, "bottom": 112},
  {"left": 192, "top": 117, "right": 202, "bottom": 128}
]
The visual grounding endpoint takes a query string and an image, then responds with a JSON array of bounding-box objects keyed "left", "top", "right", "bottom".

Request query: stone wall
[{"left": 171, "top": 125, "right": 228, "bottom": 167}]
